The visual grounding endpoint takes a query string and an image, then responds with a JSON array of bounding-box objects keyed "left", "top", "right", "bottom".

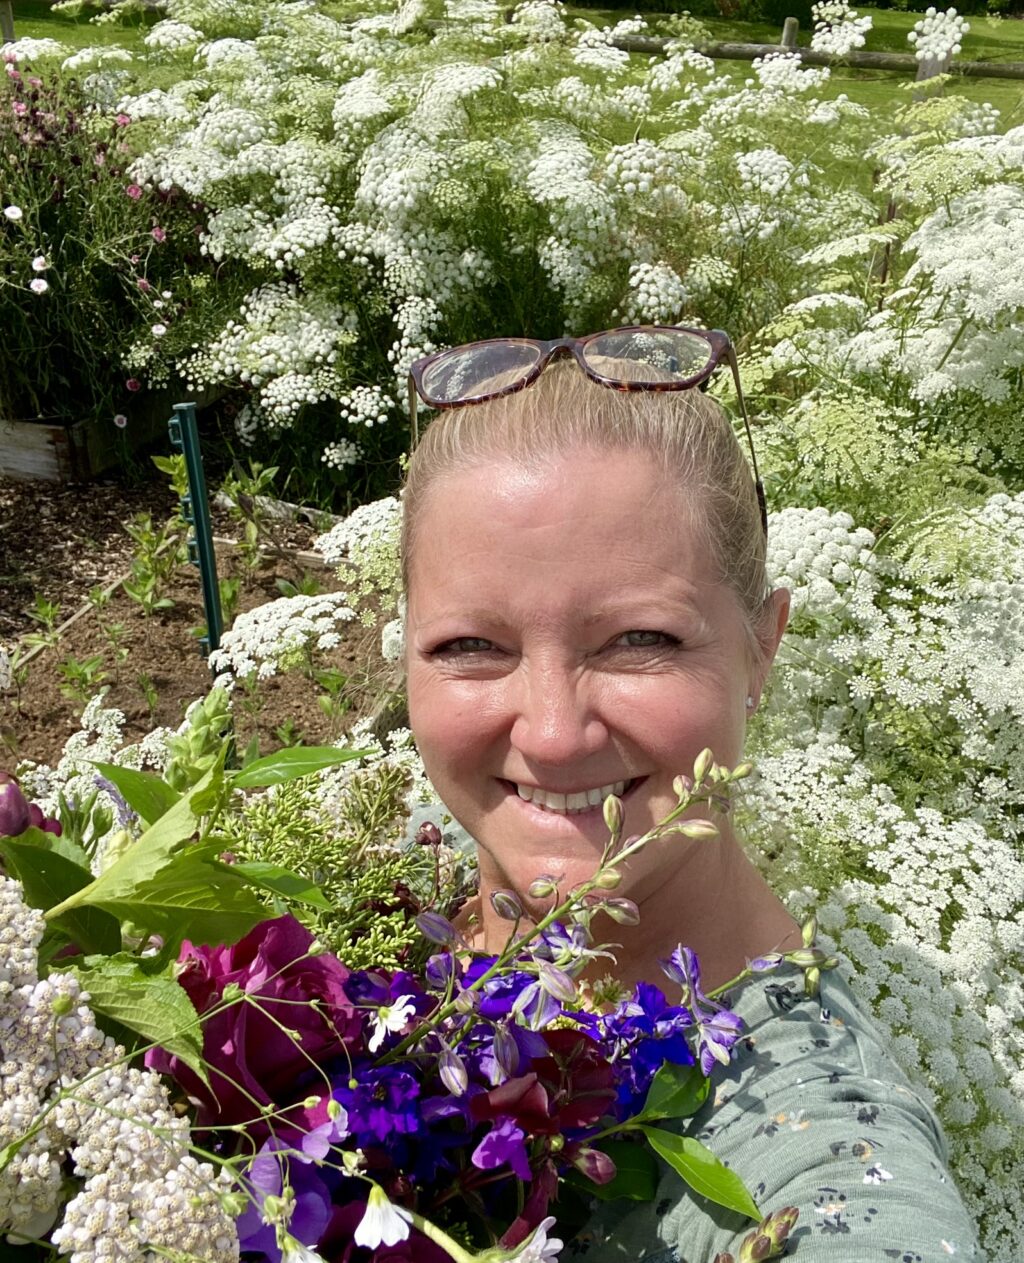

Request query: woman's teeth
[{"left": 515, "top": 780, "right": 630, "bottom": 814}]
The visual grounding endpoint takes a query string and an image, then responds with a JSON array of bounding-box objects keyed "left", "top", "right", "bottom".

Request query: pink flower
[
  {"left": 151, "top": 226, "right": 167, "bottom": 243},
  {"left": 28, "top": 76, "right": 42, "bottom": 88},
  {"left": 113, "top": 414, "right": 128, "bottom": 429},
  {"left": 94, "top": 151, "right": 106, "bottom": 167},
  {"left": 29, "top": 278, "right": 48, "bottom": 295},
  {"left": 125, "top": 183, "right": 142, "bottom": 200},
  {"left": 146, "top": 916, "right": 362, "bottom": 1130},
  {"left": 136, "top": 276, "right": 151, "bottom": 292},
  {"left": 12, "top": 101, "right": 26, "bottom": 117},
  {"left": 115, "top": 112, "right": 131, "bottom": 126},
  {"left": 125, "top": 377, "right": 142, "bottom": 392}
]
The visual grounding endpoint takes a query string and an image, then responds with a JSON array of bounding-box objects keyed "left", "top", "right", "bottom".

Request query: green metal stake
[{"left": 168, "top": 402, "right": 223, "bottom": 659}]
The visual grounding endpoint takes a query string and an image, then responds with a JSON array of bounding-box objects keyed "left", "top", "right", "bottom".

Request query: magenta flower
[
  {"left": 0, "top": 776, "right": 30, "bottom": 837},
  {"left": 146, "top": 915, "right": 363, "bottom": 1129},
  {"left": 125, "top": 377, "right": 141, "bottom": 392},
  {"left": 136, "top": 276, "right": 151, "bottom": 292},
  {"left": 125, "top": 183, "right": 142, "bottom": 200},
  {"left": 115, "top": 112, "right": 131, "bottom": 126}
]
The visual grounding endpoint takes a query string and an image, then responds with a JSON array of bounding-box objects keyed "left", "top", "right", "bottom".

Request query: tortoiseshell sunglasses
[{"left": 407, "top": 325, "right": 767, "bottom": 536}]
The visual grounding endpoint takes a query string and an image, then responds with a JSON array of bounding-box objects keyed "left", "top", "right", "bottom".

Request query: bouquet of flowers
[{"left": 0, "top": 743, "right": 825, "bottom": 1263}]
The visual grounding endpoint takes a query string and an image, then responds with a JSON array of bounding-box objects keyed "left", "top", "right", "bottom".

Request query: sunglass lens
[
  {"left": 419, "top": 341, "right": 542, "bottom": 404},
  {"left": 584, "top": 328, "right": 714, "bottom": 383}
]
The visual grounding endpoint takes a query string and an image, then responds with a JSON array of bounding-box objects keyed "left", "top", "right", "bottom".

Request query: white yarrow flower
[
  {"left": 353, "top": 1184, "right": 413, "bottom": 1249},
  {"left": 367, "top": 994, "right": 417, "bottom": 1052}
]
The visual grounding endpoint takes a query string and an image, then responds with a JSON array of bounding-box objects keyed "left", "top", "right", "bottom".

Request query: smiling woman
[{"left": 401, "top": 334, "right": 982, "bottom": 1261}]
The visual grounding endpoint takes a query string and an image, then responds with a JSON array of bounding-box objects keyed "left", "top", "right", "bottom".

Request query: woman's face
[{"left": 405, "top": 447, "right": 786, "bottom": 907}]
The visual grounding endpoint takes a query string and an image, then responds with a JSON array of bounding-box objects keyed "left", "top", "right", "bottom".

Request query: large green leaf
[
  {"left": 45, "top": 767, "right": 217, "bottom": 924},
  {"left": 567, "top": 1139, "right": 660, "bottom": 1203},
  {"left": 82, "top": 852, "right": 267, "bottom": 949},
  {"left": 231, "top": 745, "right": 367, "bottom": 788},
  {"left": 638, "top": 1126, "right": 760, "bottom": 1221},
  {"left": 0, "top": 835, "right": 120, "bottom": 955},
  {"left": 72, "top": 954, "right": 208, "bottom": 1085},
  {"left": 633, "top": 1061, "right": 710, "bottom": 1123},
  {"left": 225, "top": 860, "right": 333, "bottom": 910},
  {"left": 92, "top": 762, "right": 181, "bottom": 826}
]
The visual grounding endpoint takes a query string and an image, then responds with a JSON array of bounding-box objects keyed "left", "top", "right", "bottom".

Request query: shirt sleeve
[{"left": 567, "top": 970, "right": 984, "bottom": 1263}]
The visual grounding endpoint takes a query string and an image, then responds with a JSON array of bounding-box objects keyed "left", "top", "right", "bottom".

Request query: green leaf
[
  {"left": 72, "top": 953, "right": 208, "bottom": 1086},
  {"left": 0, "top": 835, "right": 120, "bottom": 956},
  {"left": 43, "top": 766, "right": 218, "bottom": 936},
  {"left": 241, "top": 734, "right": 261, "bottom": 768},
  {"left": 226, "top": 860, "right": 333, "bottom": 910},
  {"left": 637, "top": 1126, "right": 760, "bottom": 1221},
  {"left": 231, "top": 745, "right": 368, "bottom": 788},
  {"left": 81, "top": 853, "right": 267, "bottom": 950},
  {"left": 566, "top": 1140, "right": 660, "bottom": 1203},
  {"left": 10, "top": 822, "right": 91, "bottom": 870},
  {"left": 93, "top": 762, "right": 181, "bottom": 826},
  {"left": 633, "top": 1061, "right": 710, "bottom": 1123}
]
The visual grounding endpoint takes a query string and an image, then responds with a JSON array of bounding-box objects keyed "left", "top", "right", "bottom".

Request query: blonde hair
[{"left": 402, "top": 359, "right": 770, "bottom": 647}]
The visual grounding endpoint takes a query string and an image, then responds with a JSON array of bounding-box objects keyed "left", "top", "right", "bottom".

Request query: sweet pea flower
[{"left": 29, "top": 278, "right": 48, "bottom": 294}]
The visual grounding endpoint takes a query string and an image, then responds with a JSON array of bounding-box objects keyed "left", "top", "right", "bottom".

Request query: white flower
[
  {"left": 367, "top": 994, "right": 417, "bottom": 1052},
  {"left": 281, "top": 1238, "right": 329, "bottom": 1263},
  {"left": 4, "top": 205, "right": 23, "bottom": 221},
  {"left": 31, "top": 256, "right": 47, "bottom": 272},
  {"left": 353, "top": 1184, "right": 413, "bottom": 1249},
  {"left": 513, "top": 1216, "right": 564, "bottom": 1261},
  {"left": 152, "top": 322, "right": 167, "bottom": 336},
  {"left": 29, "top": 278, "right": 48, "bottom": 294}
]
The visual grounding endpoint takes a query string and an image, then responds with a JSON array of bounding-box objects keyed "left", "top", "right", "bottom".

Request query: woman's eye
[
  {"left": 615, "top": 630, "right": 679, "bottom": 649},
  {"left": 433, "top": 637, "right": 497, "bottom": 655}
]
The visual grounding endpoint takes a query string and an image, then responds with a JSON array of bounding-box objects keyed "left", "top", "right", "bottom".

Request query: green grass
[{"left": 7, "top": 0, "right": 153, "bottom": 51}]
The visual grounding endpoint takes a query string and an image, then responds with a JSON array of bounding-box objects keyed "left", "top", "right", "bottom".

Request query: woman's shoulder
[{"left": 571, "top": 966, "right": 983, "bottom": 1262}]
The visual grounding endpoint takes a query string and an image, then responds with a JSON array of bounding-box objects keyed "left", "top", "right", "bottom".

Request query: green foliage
[
  {"left": 637, "top": 1126, "right": 761, "bottom": 1220},
  {"left": 164, "top": 687, "right": 233, "bottom": 792},
  {"left": 58, "top": 653, "right": 109, "bottom": 705},
  {"left": 123, "top": 512, "right": 186, "bottom": 616},
  {"left": 213, "top": 766, "right": 438, "bottom": 969}
]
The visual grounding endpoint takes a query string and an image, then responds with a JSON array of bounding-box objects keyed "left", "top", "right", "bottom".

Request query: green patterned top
[{"left": 568, "top": 969, "right": 982, "bottom": 1262}]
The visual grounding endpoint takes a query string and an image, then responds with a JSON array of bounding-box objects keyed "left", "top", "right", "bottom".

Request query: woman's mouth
[{"left": 506, "top": 778, "right": 641, "bottom": 816}]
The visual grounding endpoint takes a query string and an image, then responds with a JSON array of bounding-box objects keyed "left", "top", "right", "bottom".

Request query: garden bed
[{"left": 0, "top": 475, "right": 392, "bottom": 769}]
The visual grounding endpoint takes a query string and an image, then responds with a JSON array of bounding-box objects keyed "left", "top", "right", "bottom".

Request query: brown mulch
[{"left": 0, "top": 477, "right": 396, "bottom": 770}]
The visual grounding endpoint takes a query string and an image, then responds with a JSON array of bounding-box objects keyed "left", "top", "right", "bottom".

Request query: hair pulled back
[{"left": 402, "top": 359, "right": 770, "bottom": 648}]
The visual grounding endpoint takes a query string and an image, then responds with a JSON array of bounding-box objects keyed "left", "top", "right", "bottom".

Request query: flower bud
[
  {"left": 327, "top": 1098, "right": 345, "bottom": 1121},
  {"left": 801, "top": 915, "right": 818, "bottom": 948},
  {"left": 538, "top": 961, "right": 577, "bottom": 1004},
  {"left": 490, "top": 890, "right": 523, "bottom": 921},
  {"left": 692, "top": 748, "right": 714, "bottom": 785},
  {"left": 415, "top": 820, "right": 442, "bottom": 847},
  {"left": 572, "top": 1145, "right": 615, "bottom": 1184},
  {"left": 594, "top": 868, "right": 621, "bottom": 890},
  {"left": 677, "top": 818, "right": 719, "bottom": 841},
  {"left": 416, "top": 910, "right": 459, "bottom": 945},
  {"left": 303, "top": 1095, "right": 321, "bottom": 1109},
  {"left": 528, "top": 875, "right": 561, "bottom": 899},
  {"left": 804, "top": 966, "right": 821, "bottom": 998},
  {"left": 0, "top": 778, "right": 30, "bottom": 838},
  {"left": 785, "top": 947, "right": 827, "bottom": 968},
  {"left": 51, "top": 994, "right": 74, "bottom": 1017},
  {"left": 730, "top": 761, "right": 753, "bottom": 781},
  {"left": 601, "top": 897, "right": 640, "bottom": 926},
  {"left": 439, "top": 1046, "right": 469, "bottom": 1096},
  {"left": 493, "top": 1023, "right": 520, "bottom": 1077},
  {"left": 602, "top": 793, "right": 623, "bottom": 834}
]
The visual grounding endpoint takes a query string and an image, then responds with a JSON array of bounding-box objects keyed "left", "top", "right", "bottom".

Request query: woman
[{"left": 402, "top": 328, "right": 982, "bottom": 1261}]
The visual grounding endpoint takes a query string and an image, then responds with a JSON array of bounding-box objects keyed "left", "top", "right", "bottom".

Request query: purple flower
[
  {"left": 334, "top": 1067, "right": 420, "bottom": 1146},
  {"left": 235, "top": 1138, "right": 334, "bottom": 1261},
  {"left": 599, "top": 981, "right": 695, "bottom": 1117},
  {"left": 660, "top": 945, "right": 745, "bottom": 1075},
  {"left": 94, "top": 773, "right": 138, "bottom": 829},
  {"left": 472, "top": 1116, "right": 532, "bottom": 1181},
  {"left": 0, "top": 775, "right": 31, "bottom": 837}
]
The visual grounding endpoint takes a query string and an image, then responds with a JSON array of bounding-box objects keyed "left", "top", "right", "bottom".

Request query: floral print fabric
[{"left": 571, "top": 969, "right": 982, "bottom": 1261}]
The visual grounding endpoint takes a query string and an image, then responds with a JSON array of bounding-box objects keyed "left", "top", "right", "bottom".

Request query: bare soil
[{"left": 0, "top": 477, "right": 396, "bottom": 770}]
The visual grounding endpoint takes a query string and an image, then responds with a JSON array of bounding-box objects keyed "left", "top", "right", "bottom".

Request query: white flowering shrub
[
  {"left": 0, "top": 876, "right": 238, "bottom": 1260},
  {"left": 738, "top": 492, "right": 1024, "bottom": 1257},
  {"left": 208, "top": 591, "right": 356, "bottom": 681}
]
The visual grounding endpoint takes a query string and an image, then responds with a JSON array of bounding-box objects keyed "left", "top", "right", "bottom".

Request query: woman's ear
[{"left": 749, "top": 586, "right": 790, "bottom": 705}]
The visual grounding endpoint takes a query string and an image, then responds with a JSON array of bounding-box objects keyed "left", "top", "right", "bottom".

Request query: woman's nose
[{"left": 508, "top": 664, "right": 607, "bottom": 767}]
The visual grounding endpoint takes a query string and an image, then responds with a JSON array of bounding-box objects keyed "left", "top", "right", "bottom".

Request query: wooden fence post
[
  {"left": 0, "top": 2, "right": 16, "bottom": 44},
  {"left": 781, "top": 17, "right": 799, "bottom": 50}
]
